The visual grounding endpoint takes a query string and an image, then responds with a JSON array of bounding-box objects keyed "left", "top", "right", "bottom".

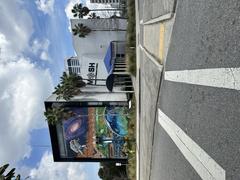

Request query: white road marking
[
  {"left": 158, "top": 109, "right": 226, "bottom": 180},
  {"left": 165, "top": 68, "right": 240, "bottom": 90}
]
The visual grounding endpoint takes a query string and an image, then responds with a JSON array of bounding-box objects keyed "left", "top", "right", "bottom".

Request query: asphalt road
[{"left": 138, "top": 0, "right": 240, "bottom": 179}]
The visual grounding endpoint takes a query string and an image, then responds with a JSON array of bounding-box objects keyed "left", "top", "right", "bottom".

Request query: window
[
  {"left": 70, "top": 60, "right": 74, "bottom": 66},
  {"left": 67, "top": 59, "right": 71, "bottom": 66},
  {"left": 116, "top": 54, "right": 125, "bottom": 57},
  {"left": 69, "top": 67, "right": 73, "bottom": 74}
]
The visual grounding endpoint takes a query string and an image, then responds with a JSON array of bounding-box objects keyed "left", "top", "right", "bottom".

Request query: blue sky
[{"left": 0, "top": 0, "right": 100, "bottom": 179}]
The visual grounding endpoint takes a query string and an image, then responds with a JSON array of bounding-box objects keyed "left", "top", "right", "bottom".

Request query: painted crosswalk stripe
[
  {"left": 158, "top": 109, "right": 226, "bottom": 180},
  {"left": 165, "top": 68, "right": 240, "bottom": 90}
]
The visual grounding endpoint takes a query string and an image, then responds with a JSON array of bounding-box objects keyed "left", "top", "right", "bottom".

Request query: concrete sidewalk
[
  {"left": 135, "top": 0, "right": 177, "bottom": 179},
  {"left": 143, "top": 17, "right": 175, "bottom": 65},
  {"left": 142, "top": 0, "right": 176, "bottom": 23}
]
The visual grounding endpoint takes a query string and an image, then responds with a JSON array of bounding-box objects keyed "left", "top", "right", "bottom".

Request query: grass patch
[
  {"left": 126, "top": 97, "right": 136, "bottom": 180},
  {"left": 126, "top": 0, "right": 136, "bottom": 76}
]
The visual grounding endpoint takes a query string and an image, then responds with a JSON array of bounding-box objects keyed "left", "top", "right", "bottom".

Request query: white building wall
[
  {"left": 46, "top": 92, "right": 128, "bottom": 103},
  {"left": 80, "top": 54, "right": 108, "bottom": 84},
  {"left": 90, "top": 0, "right": 120, "bottom": 4},
  {"left": 70, "top": 18, "right": 127, "bottom": 85},
  {"left": 71, "top": 19, "right": 126, "bottom": 56}
]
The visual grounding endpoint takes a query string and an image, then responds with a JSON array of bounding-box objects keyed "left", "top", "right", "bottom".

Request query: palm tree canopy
[
  {"left": 88, "top": 12, "right": 100, "bottom": 19},
  {"left": 44, "top": 106, "right": 64, "bottom": 125},
  {"left": 5, "top": 168, "right": 15, "bottom": 179},
  {"left": 0, "top": 164, "right": 21, "bottom": 180},
  {"left": 72, "top": 3, "right": 90, "bottom": 18},
  {"left": 44, "top": 105, "right": 76, "bottom": 125},
  {"left": 16, "top": 175, "right": 21, "bottom": 180},
  {"left": 53, "top": 72, "right": 86, "bottom": 101},
  {"left": 0, "top": 164, "right": 9, "bottom": 175},
  {"left": 72, "top": 23, "right": 91, "bottom": 38}
]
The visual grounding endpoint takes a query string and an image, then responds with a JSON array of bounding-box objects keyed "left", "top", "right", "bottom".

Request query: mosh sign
[
  {"left": 80, "top": 55, "right": 110, "bottom": 86},
  {"left": 86, "top": 63, "right": 98, "bottom": 85}
]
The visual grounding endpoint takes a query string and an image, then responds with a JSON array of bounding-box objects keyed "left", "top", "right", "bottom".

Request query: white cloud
[
  {"left": 0, "top": 1, "right": 55, "bottom": 165},
  {"left": 31, "top": 38, "right": 51, "bottom": 61},
  {"left": 0, "top": 59, "right": 54, "bottom": 165},
  {"left": 0, "top": 33, "right": 12, "bottom": 60},
  {"left": 65, "top": 0, "right": 81, "bottom": 20},
  {"left": 0, "top": 1, "right": 33, "bottom": 60},
  {"left": 0, "top": 2, "right": 100, "bottom": 179},
  {"left": 32, "top": 39, "right": 50, "bottom": 54},
  {"left": 64, "top": 0, "right": 82, "bottom": 32},
  {"left": 40, "top": 51, "right": 50, "bottom": 61},
  {"left": 0, "top": 33, "right": 9, "bottom": 48},
  {"left": 30, "top": 151, "right": 87, "bottom": 180},
  {"left": 35, "top": 0, "right": 55, "bottom": 15}
]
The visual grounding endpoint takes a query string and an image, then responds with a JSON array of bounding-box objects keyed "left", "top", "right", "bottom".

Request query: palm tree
[
  {"left": 44, "top": 106, "right": 75, "bottom": 125},
  {"left": 72, "top": 23, "right": 91, "bottom": 38},
  {"left": 0, "top": 164, "right": 21, "bottom": 180},
  {"left": 88, "top": 12, "right": 100, "bottom": 19},
  {"left": 53, "top": 72, "right": 86, "bottom": 100},
  {"left": 72, "top": 3, "right": 90, "bottom": 18},
  {"left": 72, "top": 20, "right": 126, "bottom": 38},
  {"left": 44, "top": 107, "right": 64, "bottom": 125},
  {"left": 72, "top": 3, "right": 122, "bottom": 18}
]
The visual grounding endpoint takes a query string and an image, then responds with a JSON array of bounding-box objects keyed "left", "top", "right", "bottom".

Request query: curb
[
  {"left": 139, "top": 44, "right": 163, "bottom": 71},
  {"left": 142, "top": 13, "right": 174, "bottom": 25}
]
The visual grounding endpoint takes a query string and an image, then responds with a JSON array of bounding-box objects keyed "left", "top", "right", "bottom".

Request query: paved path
[{"left": 136, "top": 0, "right": 240, "bottom": 179}]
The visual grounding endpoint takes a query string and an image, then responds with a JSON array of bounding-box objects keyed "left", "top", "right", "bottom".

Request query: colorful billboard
[{"left": 55, "top": 105, "right": 129, "bottom": 160}]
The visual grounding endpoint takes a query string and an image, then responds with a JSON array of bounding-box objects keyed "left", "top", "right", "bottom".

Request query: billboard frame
[{"left": 45, "top": 100, "right": 129, "bottom": 163}]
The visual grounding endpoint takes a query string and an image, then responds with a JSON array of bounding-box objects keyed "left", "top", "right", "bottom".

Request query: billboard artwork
[{"left": 57, "top": 106, "right": 129, "bottom": 159}]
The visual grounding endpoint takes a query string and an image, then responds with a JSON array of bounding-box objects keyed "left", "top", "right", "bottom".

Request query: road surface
[{"left": 136, "top": 0, "right": 240, "bottom": 179}]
